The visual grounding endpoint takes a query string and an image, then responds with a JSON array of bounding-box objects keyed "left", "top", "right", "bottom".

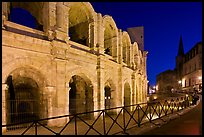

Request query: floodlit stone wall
[{"left": 2, "top": 2, "right": 148, "bottom": 129}]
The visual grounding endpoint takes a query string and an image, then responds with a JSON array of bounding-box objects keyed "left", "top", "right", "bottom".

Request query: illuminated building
[
  {"left": 156, "top": 35, "right": 202, "bottom": 93},
  {"left": 2, "top": 2, "right": 148, "bottom": 131}
]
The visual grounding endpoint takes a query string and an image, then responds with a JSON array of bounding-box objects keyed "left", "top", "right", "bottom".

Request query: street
[{"left": 141, "top": 94, "right": 202, "bottom": 135}]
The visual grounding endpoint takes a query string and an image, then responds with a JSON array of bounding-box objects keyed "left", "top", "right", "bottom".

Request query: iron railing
[{"left": 2, "top": 95, "right": 193, "bottom": 135}]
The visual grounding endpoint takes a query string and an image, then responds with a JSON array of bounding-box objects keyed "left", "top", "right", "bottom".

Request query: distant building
[
  {"left": 181, "top": 42, "right": 202, "bottom": 92},
  {"left": 156, "top": 69, "right": 177, "bottom": 93},
  {"left": 156, "top": 35, "right": 202, "bottom": 93},
  {"left": 127, "top": 26, "right": 144, "bottom": 51}
]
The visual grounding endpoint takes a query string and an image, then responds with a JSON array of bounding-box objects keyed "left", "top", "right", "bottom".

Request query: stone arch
[
  {"left": 7, "top": 2, "right": 45, "bottom": 31},
  {"left": 133, "top": 42, "right": 140, "bottom": 69},
  {"left": 124, "top": 82, "right": 131, "bottom": 111},
  {"left": 122, "top": 31, "right": 131, "bottom": 66},
  {"left": 68, "top": 74, "right": 94, "bottom": 117},
  {"left": 138, "top": 77, "right": 142, "bottom": 103},
  {"left": 2, "top": 57, "right": 51, "bottom": 86},
  {"left": 138, "top": 50, "right": 143, "bottom": 68},
  {"left": 103, "top": 15, "right": 118, "bottom": 58},
  {"left": 67, "top": 2, "right": 96, "bottom": 47},
  {"left": 65, "top": 67, "right": 97, "bottom": 117},
  {"left": 66, "top": 67, "right": 97, "bottom": 90},
  {"left": 4, "top": 66, "right": 48, "bottom": 127}
]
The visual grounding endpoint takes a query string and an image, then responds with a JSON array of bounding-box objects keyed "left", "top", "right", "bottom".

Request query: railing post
[
  {"left": 74, "top": 115, "right": 77, "bottom": 135},
  {"left": 123, "top": 107, "right": 126, "bottom": 133},
  {"left": 35, "top": 121, "right": 37, "bottom": 135},
  {"left": 138, "top": 105, "right": 140, "bottom": 127},
  {"left": 102, "top": 110, "right": 106, "bottom": 135},
  {"left": 149, "top": 105, "right": 152, "bottom": 122}
]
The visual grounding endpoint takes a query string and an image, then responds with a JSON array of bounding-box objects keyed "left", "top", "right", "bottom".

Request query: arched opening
[
  {"left": 6, "top": 75, "right": 47, "bottom": 130},
  {"left": 122, "top": 32, "right": 131, "bottom": 66},
  {"left": 10, "top": 8, "right": 37, "bottom": 29},
  {"left": 69, "top": 75, "right": 94, "bottom": 118},
  {"left": 8, "top": 2, "right": 44, "bottom": 31},
  {"left": 104, "top": 85, "right": 111, "bottom": 109},
  {"left": 103, "top": 16, "right": 117, "bottom": 57},
  {"left": 122, "top": 37, "right": 127, "bottom": 64},
  {"left": 124, "top": 82, "right": 131, "bottom": 111},
  {"left": 68, "top": 3, "right": 93, "bottom": 47}
]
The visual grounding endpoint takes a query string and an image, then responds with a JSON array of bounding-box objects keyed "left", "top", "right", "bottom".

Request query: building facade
[
  {"left": 181, "top": 42, "right": 202, "bottom": 92},
  {"left": 156, "top": 69, "right": 177, "bottom": 93},
  {"left": 156, "top": 36, "right": 202, "bottom": 93},
  {"left": 2, "top": 2, "right": 148, "bottom": 131},
  {"left": 127, "top": 26, "right": 144, "bottom": 51}
]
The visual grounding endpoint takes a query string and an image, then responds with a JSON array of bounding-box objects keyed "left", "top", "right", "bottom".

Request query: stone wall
[{"left": 2, "top": 2, "right": 148, "bottom": 130}]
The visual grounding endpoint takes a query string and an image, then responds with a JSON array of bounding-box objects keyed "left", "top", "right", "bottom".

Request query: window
[
  {"left": 195, "top": 63, "right": 196, "bottom": 71},
  {"left": 196, "top": 46, "right": 198, "bottom": 54}
]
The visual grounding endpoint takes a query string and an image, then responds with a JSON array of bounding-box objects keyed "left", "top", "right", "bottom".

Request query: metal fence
[
  {"left": 2, "top": 96, "right": 193, "bottom": 135},
  {"left": 5, "top": 99, "right": 48, "bottom": 130}
]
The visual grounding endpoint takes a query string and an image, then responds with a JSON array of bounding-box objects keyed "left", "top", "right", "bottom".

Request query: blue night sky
[
  {"left": 10, "top": 2, "right": 202, "bottom": 86},
  {"left": 91, "top": 2, "right": 202, "bottom": 86}
]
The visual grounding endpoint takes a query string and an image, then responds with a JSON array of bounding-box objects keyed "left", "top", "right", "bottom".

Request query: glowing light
[
  {"left": 178, "top": 80, "right": 182, "bottom": 84},
  {"left": 198, "top": 76, "right": 202, "bottom": 80}
]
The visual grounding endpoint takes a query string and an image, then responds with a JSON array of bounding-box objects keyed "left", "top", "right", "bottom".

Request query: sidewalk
[
  {"left": 124, "top": 96, "right": 201, "bottom": 135},
  {"left": 3, "top": 98, "right": 200, "bottom": 135}
]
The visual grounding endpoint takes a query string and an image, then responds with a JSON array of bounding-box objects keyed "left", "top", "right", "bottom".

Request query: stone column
[
  {"left": 43, "top": 2, "right": 57, "bottom": 41},
  {"left": 127, "top": 45, "right": 131, "bottom": 67},
  {"left": 118, "top": 29, "right": 123, "bottom": 64},
  {"left": 55, "top": 2, "right": 69, "bottom": 42},
  {"left": 112, "top": 36, "right": 118, "bottom": 62},
  {"left": 45, "top": 86, "right": 56, "bottom": 127},
  {"left": 66, "top": 86, "right": 71, "bottom": 122},
  {"left": 2, "top": 84, "right": 8, "bottom": 133},
  {"left": 89, "top": 19, "right": 97, "bottom": 50},
  {"left": 130, "top": 44, "right": 135, "bottom": 69},
  {"left": 97, "top": 13, "right": 105, "bottom": 54},
  {"left": 131, "top": 73, "right": 136, "bottom": 106},
  {"left": 2, "top": 2, "right": 8, "bottom": 29}
]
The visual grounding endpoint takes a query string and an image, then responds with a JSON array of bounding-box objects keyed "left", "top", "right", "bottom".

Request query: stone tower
[
  {"left": 127, "top": 26, "right": 144, "bottom": 51},
  {"left": 176, "top": 35, "right": 184, "bottom": 81}
]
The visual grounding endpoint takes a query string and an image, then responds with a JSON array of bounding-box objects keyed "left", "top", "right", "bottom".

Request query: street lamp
[
  {"left": 178, "top": 80, "right": 182, "bottom": 92},
  {"left": 198, "top": 76, "right": 202, "bottom": 92},
  {"left": 198, "top": 76, "right": 202, "bottom": 80}
]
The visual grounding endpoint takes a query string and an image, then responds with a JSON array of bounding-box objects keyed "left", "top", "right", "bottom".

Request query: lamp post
[
  {"left": 178, "top": 80, "right": 182, "bottom": 92},
  {"left": 198, "top": 76, "right": 202, "bottom": 92}
]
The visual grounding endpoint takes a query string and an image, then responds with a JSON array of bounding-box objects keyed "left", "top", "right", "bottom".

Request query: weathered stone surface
[{"left": 2, "top": 2, "right": 148, "bottom": 130}]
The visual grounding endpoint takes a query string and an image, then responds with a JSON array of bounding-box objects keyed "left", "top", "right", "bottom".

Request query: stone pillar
[
  {"left": 96, "top": 55, "right": 105, "bottom": 110},
  {"left": 127, "top": 45, "right": 131, "bottom": 67},
  {"left": 112, "top": 36, "right": 118, "bottom": 62},
  {"left": 2, "top": 84, "right": 8, "bottom": 133},
  {"left": 55, "top": 2, "right": 69, "bottom": 42},
  {"left": 131, "top": 73, "right": 136, "bottom": 105},
  {"left": 130, "top": 44, "right": 134, "bottom": 68},
  {"left": 2, "top": 2, "right": 8, "bottom": 29},
  {"left": 43, "top": 2, "right": 57, "bottom": 41},
  {"left": 66, "top": 86, "right": 71, "bottom": 122},
  {"left": 143, "top": 51, "right": 148, "bottom": 79},
  {"left": 118, "top": 29, "right": 123, "bottom": 64},
  {"left": 45, "top": 86, "right": 56, "bottom": 127},
  {"left": 89, "top": 19, "right": 97, "bottom": 50},
  {"left": 97, "top": 13, "right": 105, "bottom": 54}
]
